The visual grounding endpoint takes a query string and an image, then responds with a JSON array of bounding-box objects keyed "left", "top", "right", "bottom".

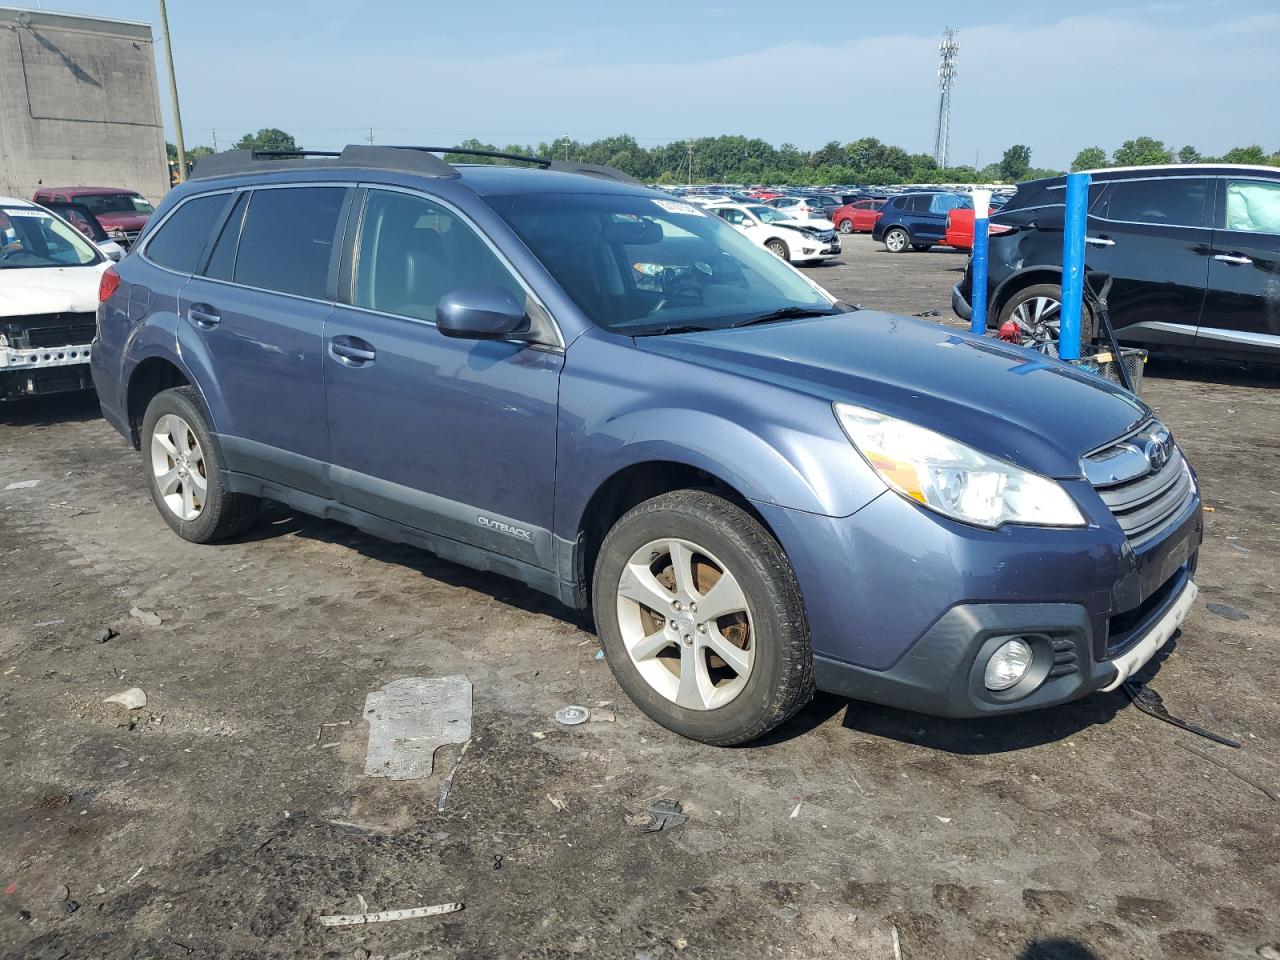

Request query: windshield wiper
[
  {"left": 632, "top": 324, "right": 715, "bottom": 337},
  {"left": 729, "top": 307, "right": 837, "bottom": 329}
]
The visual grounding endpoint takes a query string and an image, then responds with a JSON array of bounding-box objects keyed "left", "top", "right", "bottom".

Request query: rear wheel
[
  {"left": 765, "top": 238, "right": 790, "bottom": 260},
  {"left": 883, "top": 227, "right": 910, "bottom": 253},
  {"left": 998, "top": 282, "right": 1095, "bottom": 354},
  {"left": 141, "top": 387, "right": 260, "bottom": 543},
  {"left": 593, "top": 490, "right": 814, "bottom": 746},
  {"left": 838, "top": 219, "right": 854, "bottom": 234}
]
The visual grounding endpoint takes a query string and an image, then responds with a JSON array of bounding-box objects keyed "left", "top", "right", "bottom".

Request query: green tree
[
  {"left": 999, "top": 144, "right": 1032, "bottom": 181},
  {"left": 1071, "top": 146, "right": 1107, "bottom": 172},
  {"left": 1111, "top": 137, "right": 1172, "bottom": 166},
  {"left": 234, "top": 128, "right": 302, "bottom": 153},
  {"left": 1221, "top": 144, "right": 1268, "bottom": 164},
  {"left": 1176, "top": 145, "right": 1201, "bottom": 164}
]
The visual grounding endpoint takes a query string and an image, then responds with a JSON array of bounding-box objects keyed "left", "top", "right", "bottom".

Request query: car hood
[
  {"left": 634, "top": 311, "right": 1150, "bottom": 479},
  {"left": 95, "top": 212, "right": 150, "bottom": 231},
  {"left": 0, "top": 263, "right": 109, "bottom": 317}
]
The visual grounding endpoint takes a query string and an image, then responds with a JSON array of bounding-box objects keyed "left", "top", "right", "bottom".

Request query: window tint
[
  {"left": 145, "top": 194, "right": 230, "bottom": 273},
  {"left": 203, "top": 192, "right": 248, "bottom": 281},
  {"left": 1102, "top": 178, "right": 1208, "bottom": 227},
  {"left": 1223, "top": 179, "right": 1280, "bottom": 234},
  {"left": 353, "top": 189, "right": 524, "bottom": 322},
  {"left": 234, "top": 187, "right": 345, "bottom": 299},
  {"left": 930, "top": 194, "right": 969, "bottom": 214}
]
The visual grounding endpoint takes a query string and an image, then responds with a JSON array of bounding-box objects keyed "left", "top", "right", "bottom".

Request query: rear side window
[
  {"left": 144, "top": 194, "right": 230, "bottom": 273},
  {"left": 233, "top": 187, "right": 346, "bottom": 299},
  {"left": 1101, "top": 178, "right": 1209, "bottom": 228},
  {"left": 1222, "top": 179, "right": 1280, "bottom": 234}
]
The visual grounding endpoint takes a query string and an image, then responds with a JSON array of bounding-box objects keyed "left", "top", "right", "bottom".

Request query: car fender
[
  {"left": 992, "top": 264, "right": 1064, "bottom": 317},
  {"left": 121, "top": 311, "right": 220, "bottom": 434}
]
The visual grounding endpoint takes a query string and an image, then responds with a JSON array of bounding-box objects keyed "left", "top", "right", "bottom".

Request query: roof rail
[
  {"left": 189, "top": 144, "right": 643, "bottom": 187},
  {"left": 190, "top": 145, "right": 457, "bottom": 181}
]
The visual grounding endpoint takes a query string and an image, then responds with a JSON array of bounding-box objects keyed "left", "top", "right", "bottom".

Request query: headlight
[{"left": 834, "top": 403, "right": 1086, "bottom": 529}]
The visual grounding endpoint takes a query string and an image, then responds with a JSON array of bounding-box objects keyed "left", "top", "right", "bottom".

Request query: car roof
[
  {"left": 1, "top": 195, "right": 33, "bottom": 207},
  {"left": 39, "top": 186, "right": 139, "bottom": 195},
  {"left": 1082, "top": 162, "right": 1280, "bottom": 177}
]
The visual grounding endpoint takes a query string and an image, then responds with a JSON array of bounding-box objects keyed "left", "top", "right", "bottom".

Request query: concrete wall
[{"left": 0, "top": 7, "right": 169, "bottom": 204}]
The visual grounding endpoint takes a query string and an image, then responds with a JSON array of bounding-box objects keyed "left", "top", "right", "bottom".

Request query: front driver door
[
  {"left": 322, "top": 187, "right": 563, "bottom": 569},
  {"left": 1198, "top": 176, "right": 1280, "bottom": 358}
]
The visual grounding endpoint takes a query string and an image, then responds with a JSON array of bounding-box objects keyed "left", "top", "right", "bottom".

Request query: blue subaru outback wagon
[{"left": 91, "top": 146, "right": 1203, "bottom": 745}]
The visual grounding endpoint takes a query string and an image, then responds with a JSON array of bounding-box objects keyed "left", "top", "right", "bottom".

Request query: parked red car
[
  {"left": 30, "top": 187, "right": 155, "bottom": 248},
  {"left": 943, "top": 208, "right": 1017, "bottom": 250},
  {"left": 832, "top": 198, "right": 885, "bottom": 234}
]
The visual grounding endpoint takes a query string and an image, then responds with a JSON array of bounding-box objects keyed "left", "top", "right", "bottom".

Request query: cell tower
[{"left": 933, "top": 28, "right": 959, "bottom": 169}]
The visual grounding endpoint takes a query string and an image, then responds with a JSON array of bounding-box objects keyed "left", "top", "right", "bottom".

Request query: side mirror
[{"left": 436, "top": 286, "right": 528, "bottom": 340}]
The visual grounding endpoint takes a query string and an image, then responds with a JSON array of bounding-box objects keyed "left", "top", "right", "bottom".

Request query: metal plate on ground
[{"left": 363, "top": 676, "right": 472, "bottom": 781}]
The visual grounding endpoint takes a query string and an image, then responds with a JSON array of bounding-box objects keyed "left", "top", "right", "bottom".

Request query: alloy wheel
[
  {"left": 885, "top": 229, "right": 908, "bottom": 252},
  {"left": 614, "top": 537, "right": 754, "bottom": 711},
  {"left": 1011, "top": 295, "right": 1062, "bottom": 339},
  {"left": 150, "top": 413, "right": 207, "bottom": 521}
]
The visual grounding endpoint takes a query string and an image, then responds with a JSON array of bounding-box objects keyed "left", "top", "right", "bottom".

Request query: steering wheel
[{"left": 653, "top": 277, "right": 705, "bottom": 312}]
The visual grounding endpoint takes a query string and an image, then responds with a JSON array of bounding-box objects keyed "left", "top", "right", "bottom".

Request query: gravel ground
[{"left": 1, "top": 233, "right": 1278, "bottom": 960}]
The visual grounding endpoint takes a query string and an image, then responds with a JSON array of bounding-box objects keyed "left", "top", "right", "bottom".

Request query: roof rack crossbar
[{"left": 189, "top": 144, "right": 642, "bottom": 187}]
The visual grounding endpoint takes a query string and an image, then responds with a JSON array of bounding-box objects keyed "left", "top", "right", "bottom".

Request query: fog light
[{"left": 984, "top": 638, "right": 1033, "bottom": 691}]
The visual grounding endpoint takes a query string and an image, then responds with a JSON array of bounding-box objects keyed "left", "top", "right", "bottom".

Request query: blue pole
[
  {"left": 969, "top": 188, "right": 991, "bottom": 335},
  {"left": 1059, "top": 171, "right": 1091, "bottom": 361}
]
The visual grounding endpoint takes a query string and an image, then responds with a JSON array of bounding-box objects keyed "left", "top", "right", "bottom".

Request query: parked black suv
[{"left": 952, "top": 165, "right": 1280, "bottom": 363}]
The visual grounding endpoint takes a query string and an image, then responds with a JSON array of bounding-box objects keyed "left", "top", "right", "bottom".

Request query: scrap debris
[
  {"left": 129, "top": 606, "right": 162, "bottom": 627},
  {"left": 363, "top": 676, "right": 472, "bottom": 781},
  {"left": 632, "top": 798, "right": 687, "bottom": 832},
  {"left": 435, "top": 739, "right": 473, "bottom": 812},
  {"left": 319, "top": 901, "right": 463, "bottom": 927},
  {"left": 103, "top": 687, "right": 147, "bottom": 710},
  {"left": 1124, "top": 682, "right": 1241, "bottom": 747}
]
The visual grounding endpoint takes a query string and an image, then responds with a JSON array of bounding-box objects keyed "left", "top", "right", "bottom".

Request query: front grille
[
  {"left": 1085, "top": 421, "right": 1195, "bottom": 548},
  {"left": 1106, "top": 561, "right": 1191, "bottom": 656},
  {"left": 2, "top": 313, "right": 97, "bottom": 349}
]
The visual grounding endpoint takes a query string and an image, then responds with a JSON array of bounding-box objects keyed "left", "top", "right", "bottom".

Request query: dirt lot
[{"left": 2, "top": 234, "right": 1278, "bottom": 960}]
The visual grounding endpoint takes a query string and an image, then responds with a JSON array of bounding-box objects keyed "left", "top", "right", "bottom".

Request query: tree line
[{"left": 169, "top": 129, "right": 1280, "bottom": 186}]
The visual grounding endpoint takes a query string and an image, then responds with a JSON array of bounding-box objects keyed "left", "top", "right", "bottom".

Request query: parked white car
[
  {"left": 708, "top": 202, "right": 841, "bottom": 263},
  {"left": 765, "top": 195, "right": 843, "bottom": 222},
  {"left": 0, "top": 196, "right": 109, "bottom": 400}
]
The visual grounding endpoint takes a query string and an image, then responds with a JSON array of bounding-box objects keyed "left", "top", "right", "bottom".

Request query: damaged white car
[
  {"left": 707, "top": 202, "right": 840, "bottom": 264},
  {"left": 1, "top": 196, "right": 108, "bottom": 400}
]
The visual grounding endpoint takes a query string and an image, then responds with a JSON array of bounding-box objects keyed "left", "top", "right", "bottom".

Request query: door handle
[
  {"left": 187, "top": 304, "right": 220, "bottom": 329},
  {"left": 1085, "top": 236, "right": 1116, "bottom": 247},
  {"left": 1213, "top": 253, "right": 1253, "bottom": 265},
  {"left": 329, "top": 336, "right": 376, "bottom": 365}
]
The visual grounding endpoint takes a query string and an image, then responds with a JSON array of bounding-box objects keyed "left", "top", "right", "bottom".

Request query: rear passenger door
[
  {"left": 322, "top": 186, "right": 563, "bottom": 568},
  {"left": 1085, "top": 176, "right": 1213, "bottom": 345},
  {"left": 176, "top": 184, "right": 351, "bottom": 496},
  {"left": 1198, "top": 176, "right": 1280, "bottom": 357}
]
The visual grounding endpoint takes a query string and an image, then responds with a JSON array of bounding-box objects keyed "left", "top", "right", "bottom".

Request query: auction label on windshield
[
  {"left": 3, "top": 208, "right": 51, "bottom": 217},
  {"left": 652, "top": 199, "right": 706, "bottom": 217}
]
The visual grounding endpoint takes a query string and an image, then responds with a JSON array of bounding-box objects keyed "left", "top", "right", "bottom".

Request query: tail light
[
  {"left": 988, "top": 223, "right": 1016, "bottom": 236},
  {"left": 98, "top": 264, "right": 121, "bottom": 303}
]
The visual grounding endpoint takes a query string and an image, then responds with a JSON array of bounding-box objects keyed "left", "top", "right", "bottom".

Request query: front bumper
[{"left": 0, "top": 343, "right": 94, "bottom": 398}]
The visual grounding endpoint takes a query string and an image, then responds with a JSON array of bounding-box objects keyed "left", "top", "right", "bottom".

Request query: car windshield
[
  {"left": 0, "top": 205, "right": 100, "bottom": 268},
  {"left": 488, "top": 192, "right": 840, "bottom": 335},
  {"left": 749, "top": 205, "right": 790, "bottom": 224},
  {"left": 75, "top": 192, "right": 154, "bottom": 215}
]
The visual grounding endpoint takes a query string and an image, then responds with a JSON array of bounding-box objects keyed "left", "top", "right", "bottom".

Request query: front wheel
[
  {"left": 883, "top": 227, "right": 910, "bottom": 253},
  {"left": 592, "top": 490, "right": 814, "bottom": 746},
  {"left": 765, "top": 238, "right": 790, "bottom": 261},
  {"left": 141, "top": 386, "right": 260, "bottom": 543},
  {"left": 997, "top": 283, "right": 1095, "bottom": 354},
  {"left": 838, "top": 220, "right": 854, "bottom": 234}
]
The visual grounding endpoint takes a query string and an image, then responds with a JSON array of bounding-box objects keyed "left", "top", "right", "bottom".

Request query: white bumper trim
[
  {"left": 1101, "top": 579, "right": 1198, "bottom": 692},
  {"left": 0, "top": 343, "right": 94, "bottom": 370}
]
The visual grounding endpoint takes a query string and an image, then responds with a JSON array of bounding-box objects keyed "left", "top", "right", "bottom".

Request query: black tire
[
  {"left": 141, "top": 386, "right": 260, "bottom": 543},
  {"left": 765, "top": 238, "right": 790, "bottom": 261},
  {"left": 838, "top": 219, "right": 854, "bottom": 234},
  {"left": 883, "top": 226, "right": 910, "bottom": 253},
  {"left": 592, "top": 490, "right": 814, "bottom": 746},
  {"left": 911, "top": 243, "right": 934, "bottom": 251},
  {"left": 997, "top": 282, "right": 1095, "bottom": 353}
]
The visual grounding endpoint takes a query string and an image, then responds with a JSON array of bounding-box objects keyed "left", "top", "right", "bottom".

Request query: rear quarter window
[{"left": 144, "top": 194, "right": 232, "bottom": 274}]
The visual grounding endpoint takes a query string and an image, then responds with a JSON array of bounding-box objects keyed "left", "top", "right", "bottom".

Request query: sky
[{"left": 13, "top": 0, "right": 1280, "bottom": 168}]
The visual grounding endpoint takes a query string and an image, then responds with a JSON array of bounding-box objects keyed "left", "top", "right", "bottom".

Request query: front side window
[
  {"left": 145, "top": 193, "right": 231, "bottom": 273},
  {"left": 234, "top": 187, "right": 346, "bottom": 299},
  {"left": 1222, "top": 179, "right": 1280, "bottom": 234},
  {"left": 1101, "top": 178, "right": 1209, "bottom": 228},
  {"left": 0, "top": 205, "right": 100, "bottom": 268},
  {"left": 487, "top": 192, "right": 838, "bottom": 336},
  {"left": 352, "top": 189, "right": 524, "bottom": 322}
]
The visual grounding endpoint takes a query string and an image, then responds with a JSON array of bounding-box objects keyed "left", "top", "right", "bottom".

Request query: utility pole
[
  {"left": 933, "top": 27, "right": 959, "bottom": 170},
  {"left": 211, "top": 128, "right": 218, "bottom": 152},
  {"left": 368, "top": 127, "right": 375, "bottom": 145},
  {"left": 686, "top": 138, "right": 695, "bottom": 185},
  {"left": 157, "top": 0, "right": 186, "bottom": 182},
  {"left": 562, "top": 133, "right": 570, "bottom": 161}
]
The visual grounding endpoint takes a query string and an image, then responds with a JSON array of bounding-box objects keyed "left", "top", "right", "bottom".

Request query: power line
[{"left": 933, "top": 27, "right": 959, "bottom": 169}]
